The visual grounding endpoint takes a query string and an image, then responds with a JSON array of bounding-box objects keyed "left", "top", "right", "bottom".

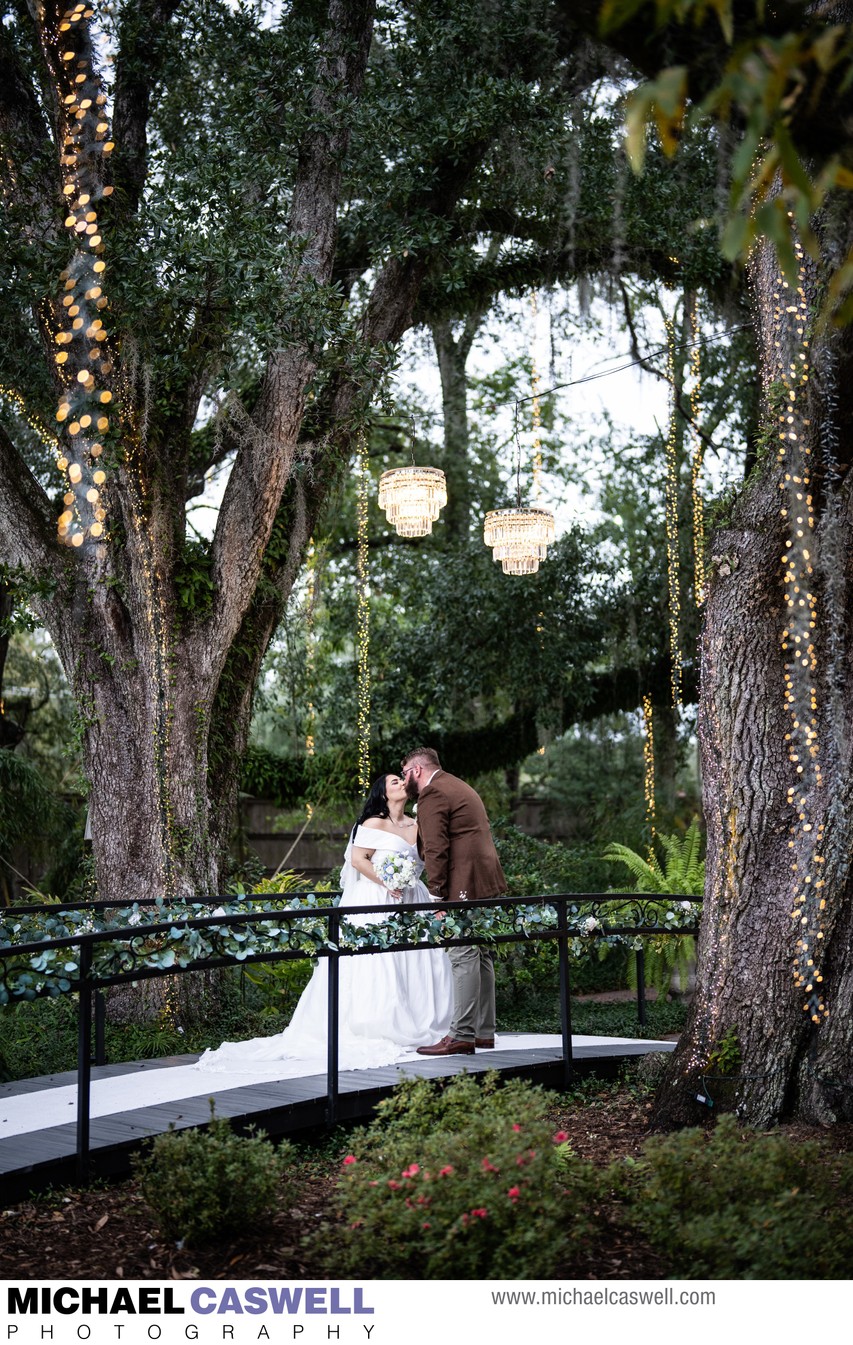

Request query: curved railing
[{"left": 0, "top": 891, "right": 701, "bottom": 1181}]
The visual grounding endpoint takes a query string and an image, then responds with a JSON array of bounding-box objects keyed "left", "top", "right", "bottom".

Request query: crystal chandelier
[
  {"left": 483, "top": 506, "right": 555, "bottom": 575},
  {"left": 378, "top": 464, "right": 447, "bottom": 537}
]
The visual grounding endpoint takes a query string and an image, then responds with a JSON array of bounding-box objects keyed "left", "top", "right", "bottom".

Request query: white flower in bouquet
[{"left": 373, "top": 852, "right": 418, "bottom": 891}]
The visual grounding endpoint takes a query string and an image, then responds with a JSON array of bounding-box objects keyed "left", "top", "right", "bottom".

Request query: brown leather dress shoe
[
  {"left": 475, "top": 1037, "right": 495, "bottom": 1048},
  {"left": 416, "top": 1035, "right": 475, "bottom": 1056}
]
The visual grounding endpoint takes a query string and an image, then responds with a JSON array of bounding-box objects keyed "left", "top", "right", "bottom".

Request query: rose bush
[{"left": 319, "top": 1073, "right": 600, "bottom": 1279}]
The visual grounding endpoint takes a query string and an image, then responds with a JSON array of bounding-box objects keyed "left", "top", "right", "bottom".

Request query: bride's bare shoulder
[{"left": 360, "top": 816, "right": 391, "bottom": 830}]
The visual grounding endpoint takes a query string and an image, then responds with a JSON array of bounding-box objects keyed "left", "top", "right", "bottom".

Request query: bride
[{"left": 197, "top": 773, "right": 453, "bottom": 1074}]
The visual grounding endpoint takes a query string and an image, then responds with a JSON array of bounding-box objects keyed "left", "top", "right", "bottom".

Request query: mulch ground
[{"left": 1, "top": 1082, "right": 847, "bottom": 1281}]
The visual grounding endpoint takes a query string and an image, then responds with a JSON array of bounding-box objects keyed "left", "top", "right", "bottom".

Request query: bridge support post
[
  {"left": 326, "top": 909, "right": 340, "bottom": 1127},
  {"left": 76, "top": 941, "right": 93, "bottom": 1185},
  {"left": 557, "top": 900, "right": 574, "bottom": 1091},
  {"left": 636, "top": 948, "right": 647, "bottom": 1028}
]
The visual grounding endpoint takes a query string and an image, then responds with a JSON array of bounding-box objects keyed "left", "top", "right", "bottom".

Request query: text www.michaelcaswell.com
[{"left": 490, "top": 1288, "right": 715, "bottom": 1308}]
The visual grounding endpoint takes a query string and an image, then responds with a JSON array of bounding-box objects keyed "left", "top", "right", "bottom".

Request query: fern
[
  {"left": 604, "top": 820, "right": 705, "bottom": 997},
  {"left": 603, "top": 819, "right": 705, "bottom": 898},
  {"left": 601, "top": 842, "right": 668, "bottom": 894},
  {"left": 627, "top": 933, "right": 696, "bottom": 997}
]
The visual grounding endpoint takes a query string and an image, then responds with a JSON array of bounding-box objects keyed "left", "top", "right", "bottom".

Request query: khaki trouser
[{"left": 447, "top": 945, "right": 495, "bottom": 1042}]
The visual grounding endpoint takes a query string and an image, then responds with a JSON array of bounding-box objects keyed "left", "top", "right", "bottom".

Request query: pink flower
[
  {"left": 553, "top": 1131, "right": 569, "bottom": 1143},
  {"left": 471, "top": 1207, "right": 488, "bottom": 1219},
  {"left": 507, "top": 1186, "right": 521, "bottom": 1200},
  {"left": 387, "top": 1179, "right": 400, "bottom": 1189},
  {"left": 342, "top": 1154, "right": 357, "bottom": 1165},
  {"left": 422, "top": 1222, "right": 431, "bottom": 1230},
  {"left": 511, "top": 1123, "right": 522, "bottom": 1132},
  {"left": 402, "top": 1163, "right": 420, "bottom": 1178},
  {"left": 481, "top": 1157, "right": 499, "bottom": 1173},
  {"left": 438, "top": 1165, "right": 454, "bottom": 1177}
]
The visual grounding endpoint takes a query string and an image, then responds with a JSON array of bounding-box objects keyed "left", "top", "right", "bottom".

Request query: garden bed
[{"left": 2, "top": 1075, "right": 851, "bottom": 1281}]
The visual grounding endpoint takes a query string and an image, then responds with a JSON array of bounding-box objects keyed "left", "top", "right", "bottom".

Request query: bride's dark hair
[{"left": 351, "top": 773, "right": 392, "bottom": 839}]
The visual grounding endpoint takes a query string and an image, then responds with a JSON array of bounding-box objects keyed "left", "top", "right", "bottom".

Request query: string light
[
  {"left": 681, "top": 650, "right": 738, "bottom": 1080},
  {"left": 642, "top": 693, "right": 656, "bottom": 863},
  {"left": 664, "top": 317, "right": 683, "bottom": 705},
  {"left": 0, "top": 386, "right": 61, "bottom": 461},
  {"left": 688, "top": 296, "right": 706, "bottom": 603},
  {"left": 356, "top": 428, "right": 371, "bottom": 793},
  {"left": 304, "top": 537, "right": 317, "bottom": 823},
  {"left": 39, "top": 1, "right": 117, "bottom": 550},
  {"left": 772, "top": 226, "right": 827, "bottom": 1024}
]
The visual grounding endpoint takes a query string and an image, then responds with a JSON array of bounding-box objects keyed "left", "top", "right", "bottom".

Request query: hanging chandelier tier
[
  {"left": 378, "top": 465, "right": 447, "bottom": 537},
  {"left": 483, "top": 507, "right": 556, "bottom": 575}
]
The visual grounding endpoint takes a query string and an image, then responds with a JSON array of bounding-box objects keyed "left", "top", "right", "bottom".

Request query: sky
[{"left": 395, "top": 290, "right": 676, "bottom": 539}]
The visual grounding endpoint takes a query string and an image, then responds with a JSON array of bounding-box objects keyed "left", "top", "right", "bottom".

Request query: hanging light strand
[
  {"left": 356, "top": 429, "right": 371, "bottom": 793},
  {"left": 41, "top": 0, "right": 117, "bottom": 551},
  {"left": 304, "top": 537, "right": 317, "bottom": 823},
  {"left": 664, "top": 317, "right": 683, "bottom": 706},
  {"left": 772, "top": 227, "right": 827, "bottom": 1024},
  {"left": 688, "top": 296, "right": 706, "bottom": 604},
  {"left": 642, "top": 694, "right": 656, "bottom": 864},
  {"left": 0, "top": 385, "right": 61, "bottom": 453}
]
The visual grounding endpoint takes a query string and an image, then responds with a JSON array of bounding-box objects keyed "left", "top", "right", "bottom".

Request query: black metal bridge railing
[{"left": 0, "top": 891, "right": 700, "bottom": 1182}]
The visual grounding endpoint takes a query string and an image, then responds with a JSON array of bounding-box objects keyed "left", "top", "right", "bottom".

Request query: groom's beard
[{"left": 404, "top": 777, "right": 419, "bottom": 802}]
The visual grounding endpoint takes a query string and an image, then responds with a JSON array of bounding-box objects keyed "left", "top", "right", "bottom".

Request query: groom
[{"left": 401, "top": 747, "right": 507, "bottom": 1056}]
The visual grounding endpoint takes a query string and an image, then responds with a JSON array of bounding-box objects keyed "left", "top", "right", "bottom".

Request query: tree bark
[
  {"left": 654, "top": 215, "right": 853, "bottom": 1126},
  {"left": 431, "top": 315, "right": 482, "bottom": 542}
]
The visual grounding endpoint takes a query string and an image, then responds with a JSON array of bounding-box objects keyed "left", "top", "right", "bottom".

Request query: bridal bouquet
[{"left": 373, "top": 853, "right": 418, "bottom": 891}]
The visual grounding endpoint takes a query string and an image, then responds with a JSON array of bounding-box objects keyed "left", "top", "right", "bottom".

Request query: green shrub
[
  {"left": 134, "top": 1109, "right": 292, "bottom": 1246},
  {"left": 0, "top": 996, "right": 80, "bottom": 1081},
  {"left": 613, "top": 1113, "right": 853, "bottom": 1278},
  {"left": 496, "top": 940, "right": 630, "bottom": 1024},
  {"left": 319, "top": 1072, "right": 600, "bottom": 1279},
  {"left": 230, "top": 871, "right": 330, "bottom": 1015},
  {"left": 495, "top": 826, "right": 615, "bottom": 896}
]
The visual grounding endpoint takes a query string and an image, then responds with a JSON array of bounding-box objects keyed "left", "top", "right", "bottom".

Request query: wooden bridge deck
[{"left": 0, "top": 1036, "right": 675, "bottom": 1200}]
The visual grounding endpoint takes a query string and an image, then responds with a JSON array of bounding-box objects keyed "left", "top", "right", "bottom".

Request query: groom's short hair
[{"left": 402, "top": 746, "right": 441, "bottom": 770}]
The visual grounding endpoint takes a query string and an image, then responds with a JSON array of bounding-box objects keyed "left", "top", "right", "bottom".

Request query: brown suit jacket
[{"left": 416, "top": 770, "right": 507, "bottom": 903}]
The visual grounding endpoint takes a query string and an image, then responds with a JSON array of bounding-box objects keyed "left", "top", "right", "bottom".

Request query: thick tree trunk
[
  {"left": 654, "top": 223, "right": 853, "bottom": 1127},
  {"left": 48, "top": 504, "right": 212, "bottom": 907}
]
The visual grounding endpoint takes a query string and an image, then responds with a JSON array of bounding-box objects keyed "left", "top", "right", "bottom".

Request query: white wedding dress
[{"left": 197, "top": 825, "right": 453, "bottom": 1075}]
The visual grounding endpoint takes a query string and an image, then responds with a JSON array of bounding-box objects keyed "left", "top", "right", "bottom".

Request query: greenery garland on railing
[{"left": 0, "top": 894, "right": 700, "bottom": 1005}]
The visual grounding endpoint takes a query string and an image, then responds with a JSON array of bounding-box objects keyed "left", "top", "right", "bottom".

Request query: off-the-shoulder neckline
[{"left": 354, "top": 823, "right": 416, "bottom": 842}]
